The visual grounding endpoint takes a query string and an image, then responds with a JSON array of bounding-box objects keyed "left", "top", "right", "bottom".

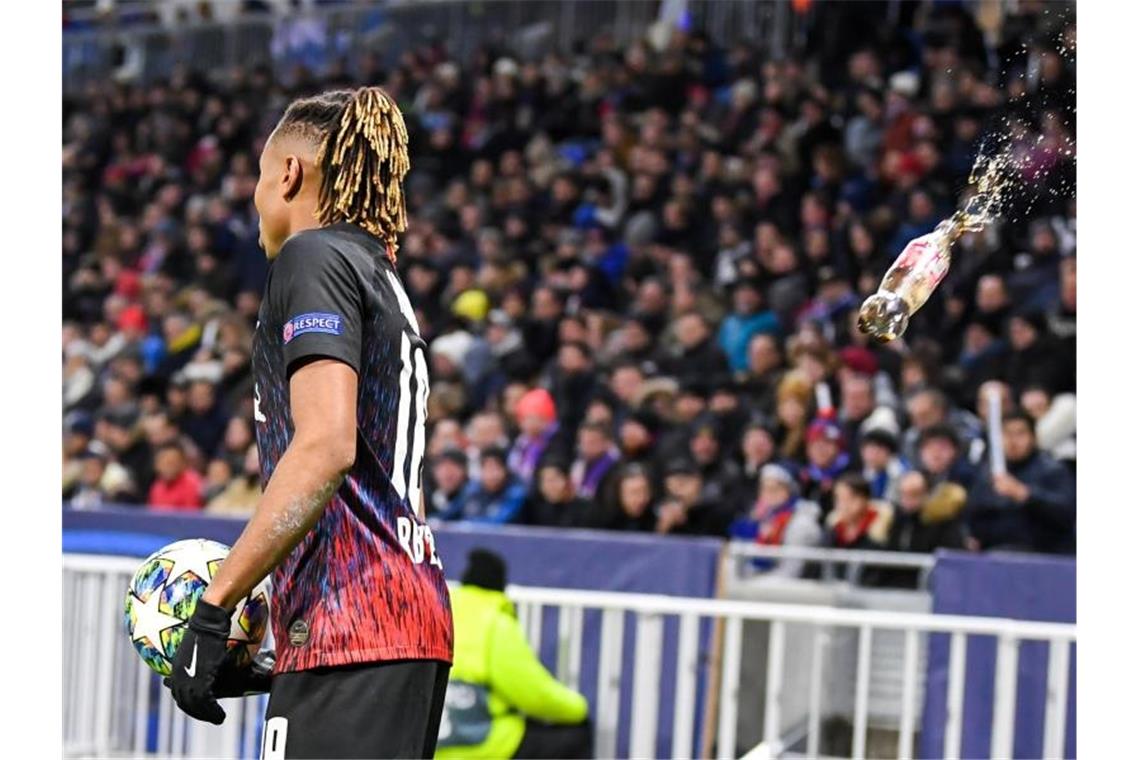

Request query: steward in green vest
[{"left": 436, "top": 550, "right": 592, "bottom": 759}]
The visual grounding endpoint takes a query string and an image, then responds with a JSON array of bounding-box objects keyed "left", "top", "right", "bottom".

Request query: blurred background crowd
[{"left": 63, "top": 1, "right": 1076, "bottom": 563}]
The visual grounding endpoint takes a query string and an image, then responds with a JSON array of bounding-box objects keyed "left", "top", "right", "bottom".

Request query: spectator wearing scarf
[
  {"left": 507, "top": 388, "right": 560, "bottom": 488},
  {"left": 570, "top": 421, "right": 621, "bottom": 502},
  {"left": 728, "top": 464, "right": 823, "bottom": 578},
  {"left": 800, "top": 417, "right": 854, "bottom": 515}
]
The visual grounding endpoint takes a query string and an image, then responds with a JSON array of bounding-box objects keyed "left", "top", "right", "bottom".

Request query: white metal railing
[{"left": 64, "top": 553, "right": 1075, "bottom": 760}]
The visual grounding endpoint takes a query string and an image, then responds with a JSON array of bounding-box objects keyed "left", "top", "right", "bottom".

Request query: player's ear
[{"left": 282, "top": 155, "right": 305, "bottom": 202}]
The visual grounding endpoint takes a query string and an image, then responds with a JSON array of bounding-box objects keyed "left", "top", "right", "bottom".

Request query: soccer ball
[{"left": 124, "top": 538, "right": 270, "bottom": 676}]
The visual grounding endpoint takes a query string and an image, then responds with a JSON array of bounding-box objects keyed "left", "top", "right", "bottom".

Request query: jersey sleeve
[{"left": 269, "top": 233, "right": 364, "bottom": 376}]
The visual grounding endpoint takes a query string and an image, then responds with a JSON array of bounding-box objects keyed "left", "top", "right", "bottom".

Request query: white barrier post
[
  {"left": 525, "top": 602, "right": 543, "bottom": 652},
  {"left": 630, "top": 613, "right": 664, "bottom": 758},
  {"left": 944, "top": 632, "right": 967, "bottom": 760},
  {"left": 898, "top": 628, "right": 920, "bottom": 760},
  {"left": 671, "top": 613, "right": 700, "bottom": 759},
  {"left": 990, "top": 634, "right": 1020, "bottom": 759},
  {"left": 94, "top": 572, "right": 120, "bottom": 755},
  {"left": 717, "top": 616, "right": 744, "bottom": 759},
  {"left": 131, "top": 660, "right": 151, "bottom": 754},
  {"left": 852, "top": 624, "right": 873, "bottom": 760},
  {"left": 1043, "top": 637, "right": 1072, "bottom": 759},
  {"left": 806, "top": 624, "right": 825, "bottom": 759},
  {"left": 594, "top": 608, "right": 624, "bottom": 759},
  {"left": 761, "top": 620, "right": 786, "bottom": 754}
]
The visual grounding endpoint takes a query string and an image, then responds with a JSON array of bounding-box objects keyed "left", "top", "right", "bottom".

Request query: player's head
[{"left": 255, "top": 87, "right": 410, "bottom": 261}]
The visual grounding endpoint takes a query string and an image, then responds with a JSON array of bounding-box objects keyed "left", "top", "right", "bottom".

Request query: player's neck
[{"left": 284, "top": 205, "right": 323, "bottom": 241}]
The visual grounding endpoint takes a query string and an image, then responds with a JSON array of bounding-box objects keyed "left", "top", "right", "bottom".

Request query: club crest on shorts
[{"left": 288, "top": 619, "right": 310, "bottom": 647}]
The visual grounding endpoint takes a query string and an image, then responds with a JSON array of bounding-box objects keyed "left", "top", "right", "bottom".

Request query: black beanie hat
[{"left": 461, "top": 548, "right": 508, "bottom": 591}]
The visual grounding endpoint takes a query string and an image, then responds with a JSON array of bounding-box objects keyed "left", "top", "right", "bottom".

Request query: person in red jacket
[{"left": 147, "top": 442, "right": 204, "bottom": 510}]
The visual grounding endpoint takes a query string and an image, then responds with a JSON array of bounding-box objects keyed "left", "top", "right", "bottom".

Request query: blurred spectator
[
  {"left": 717, "top": 279, "right": 780, "bottom": 373},
  {"left": 965, "top": 410, "right": 1076, "bottom": 554},
  {"left": 734, "top": 418, "right": 780, "bottom": 511},
  {"left": 452, "top": 448, "right": 527, "bottom": 524},
  {"left": 147, "top": 442, "right": 203, "bottom": 511},
  {"left": 661, "top": 312, "right": 730, "bottom": 388},
  {"left": 206, "top": 444, "right": 260, "bottom": 516},
  {"left": 902, "top": 387, "right": 983, "bottom": 466},
  {"left": 799, "top": 417, "right": 853, "bottom": 512},
  {"left": 463, "top": 412, "right": 510, "bottom": 479},
  {"left": 656, "top": 457, "right": 734, "bottom": 537},
  {"left": 823, "top": 473, "right": 892, "bottom": 550},
  {"left": 1005, "top": 312, "right": 1060, "bottom": 395},
  {"left": 1020, "top": 383, "right": 1076, "bottom": 469},
  {"left": 916, "top": 424, "right": 975, "bottom": 489},
  {"left": 65, "top": 442, "right": 138, "bottom": 509},
  {"left": 428, "top": 449, "right": 470, "bottom": 520},
  {"left": 886, "top": 471, "right": 968, "bottom": 554},
  {"left": 527, "top": 459, "right": 591, "bottom": 528},
  {"left": 737, "top": 332, "right": 785, "bottom": 413},
  {"left": 507, "top": 388, "right": 560, "bottom": 487},
  {"left": 859, "top": 428, "right": 907, "bottom": 503},
  {"left": 688, "top": 414, "right": 742, "bottom": 510},
  {"left": 202, "top": 458, "right": 233, "bottom": 503},
  {"left": 569, "top": 421, "right": 619, "bottom": 503},
  {"left": 615, "top": 408, "right": 661, "bottom": 480},
  {"left": 775, "top": 371, "right": 813, "bottom": 462},
  {"left": 729, "top": 464, "right": 823, "bottom": 578},
  {"left": 594, "top": 464, "right": 658, "bottom": 533},
  {"left": 96, "top": 407, "right": 151, "bottom": 496}
]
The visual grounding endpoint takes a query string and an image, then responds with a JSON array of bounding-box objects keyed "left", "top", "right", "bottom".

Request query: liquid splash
[{"left": 952, "top": 151, "right": 1013, "bottom": 235}]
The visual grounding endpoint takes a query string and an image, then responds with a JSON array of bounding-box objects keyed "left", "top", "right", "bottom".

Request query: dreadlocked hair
[{"left": 275, "top": 87, "right": 410, "bottom": 262}]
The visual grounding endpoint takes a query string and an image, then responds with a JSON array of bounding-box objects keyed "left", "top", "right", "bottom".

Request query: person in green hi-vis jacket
[{"left": 436, "top": 550, "right": 592, "bottom": 759}]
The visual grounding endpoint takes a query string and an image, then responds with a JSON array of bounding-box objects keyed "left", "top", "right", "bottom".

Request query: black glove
[
  {"left": 166, "top": 600, "right": 233, "bottom": 724},
  {"left": 212, "top": 650, "right": 276, "bottom": 698}
]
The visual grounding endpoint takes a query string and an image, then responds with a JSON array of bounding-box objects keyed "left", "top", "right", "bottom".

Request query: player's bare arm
[{"left": 202, "top": 359, "right": 358, "bottom": 610}]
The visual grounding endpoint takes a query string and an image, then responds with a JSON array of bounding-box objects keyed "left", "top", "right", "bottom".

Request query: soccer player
[{"left": 165, "top": 87, "right": 453, "bottom": 759}]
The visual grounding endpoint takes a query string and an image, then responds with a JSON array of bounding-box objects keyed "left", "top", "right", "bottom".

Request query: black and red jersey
[{"left": 252, "top": 222, "right": 452, "bottom": 673}]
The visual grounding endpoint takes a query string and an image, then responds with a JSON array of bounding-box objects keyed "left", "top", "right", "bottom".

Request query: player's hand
[
  {"left": 211, "top": 650, "right": 276, "bottom": 698},
  {"left": 165, "top": 599, "right": 233, "bottom": 724}
]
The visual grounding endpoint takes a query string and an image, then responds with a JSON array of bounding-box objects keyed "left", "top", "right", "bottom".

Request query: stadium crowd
[{"left": 63, "top": 3, "right": 1076, "bottom": 560}]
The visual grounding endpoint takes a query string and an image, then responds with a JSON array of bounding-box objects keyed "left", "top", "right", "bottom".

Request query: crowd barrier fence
[{"left": 64, "top": 551, "right": 1074, "bottom": 759}]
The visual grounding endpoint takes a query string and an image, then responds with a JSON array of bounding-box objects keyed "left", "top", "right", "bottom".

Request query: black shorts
[{"left": 261, "top": 659, "right": 450, "bottom": 759}]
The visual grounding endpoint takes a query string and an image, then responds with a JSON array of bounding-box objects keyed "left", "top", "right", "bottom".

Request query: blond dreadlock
[{"left": 276, "top": 87, "right": 410, "bottom": 262}]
